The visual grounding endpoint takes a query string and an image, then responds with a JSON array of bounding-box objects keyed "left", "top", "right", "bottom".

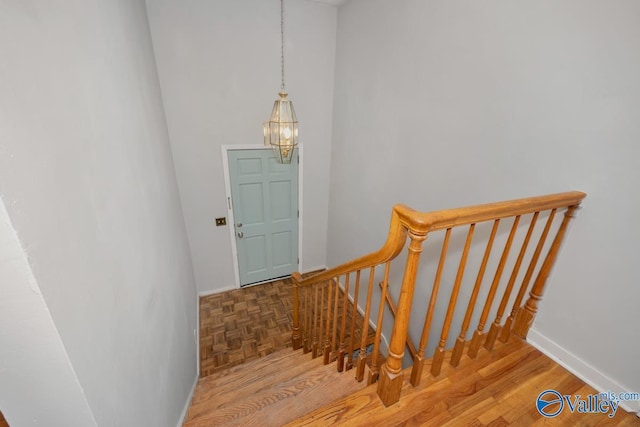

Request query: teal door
[{"left": 228, "top": 149, "right": 299, "bottom": 286}]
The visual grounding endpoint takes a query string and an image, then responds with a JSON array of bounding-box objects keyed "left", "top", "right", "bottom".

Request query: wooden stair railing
[{"left": 292, "top": 191, "right": 586, "bottom": 407}]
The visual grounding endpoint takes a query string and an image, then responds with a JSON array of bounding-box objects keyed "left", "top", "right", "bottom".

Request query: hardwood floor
[
  {"left": 194, "top": 280, "right": 639, "bottom": 425},
  {"left": 288, "top": 338, "right": 640, "bottom": 426},
  {"left": 186, "top": 335, "right": 639, "bottom": 426},
  {"left": 184, "top": 348, "right": 365, "bottom": 426},
  {"left": 0, "top": 410, "right": 9, "bottom": 427}
]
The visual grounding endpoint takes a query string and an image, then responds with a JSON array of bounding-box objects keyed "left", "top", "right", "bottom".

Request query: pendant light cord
[{"left": 280, "top": 0, "right": 285, "bottom": 92}]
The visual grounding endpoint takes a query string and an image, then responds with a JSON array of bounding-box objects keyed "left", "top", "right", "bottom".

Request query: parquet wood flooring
[
  {"left": 199, "top": 278, "right": 295, "bottom": 378},
  {"left": 199, "top": 275, "right": 376, "bottom": 378}
]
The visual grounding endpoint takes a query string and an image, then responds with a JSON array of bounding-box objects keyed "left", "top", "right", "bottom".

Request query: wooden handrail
[
  {"left": 292, "top": 207, "right": 409, "bottom": 287},
  {"left": 293, "top": 191, "right": 585, "bottom": 289},
  {"left": 394, "top": 191, "right": 585, "bottom": 233},
  {"left": 291, "top": 190, "right": 586, "bottom": 408}
]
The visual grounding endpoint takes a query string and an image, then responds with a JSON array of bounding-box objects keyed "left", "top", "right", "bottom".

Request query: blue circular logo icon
[{"left": 537, "top": 389, "right": 564, "bottom": 417}]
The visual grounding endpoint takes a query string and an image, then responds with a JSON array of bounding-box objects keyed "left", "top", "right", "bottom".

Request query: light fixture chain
[{"left": 280, "top": 0, "right": 285, "bottom": 92}]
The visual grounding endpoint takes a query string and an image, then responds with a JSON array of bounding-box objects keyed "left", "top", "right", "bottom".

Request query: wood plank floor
[
  {"left": 186, "top": 334, "right": 640, "bottom": 426},
  {"left": 287, "top": 338, "right": 640, "bottom": 426},
  {"left": 184, "top": 347, "right": 367, "bottom": 426}
]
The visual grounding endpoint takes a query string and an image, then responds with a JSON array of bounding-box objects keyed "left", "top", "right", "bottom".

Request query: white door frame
[{"left": 221, "top": 144, "right": 303, "bottom": 288}]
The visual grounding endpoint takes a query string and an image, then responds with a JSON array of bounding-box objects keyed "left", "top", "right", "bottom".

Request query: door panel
[
  {"left": 228, "top": 149, "right": 298, "bottom": 286},
  {"left": 271, "top": 231, "right": 293, "bottom": 268},
  {"left": 270, "top": 181, "right": 292, "bottom": 221},
  {"left": 239, "top": 183, "right": 264, "bottom": 224},
  {"left": 244, "top": 235, "right": 268, "bottom": 273}
]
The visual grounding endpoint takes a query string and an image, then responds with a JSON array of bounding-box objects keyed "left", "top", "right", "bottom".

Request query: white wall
[
  {"left": 0, "top": 0, "right": 198, "bottom": 425},
  {"left": 0, "top": 201, "right": 97, "bottom": 426},
  {"left": 329, "top": 0, "right": 640, "bottom": 410},
  {"left": 146, "top": 0, "right": 336, "bottom": 293}
]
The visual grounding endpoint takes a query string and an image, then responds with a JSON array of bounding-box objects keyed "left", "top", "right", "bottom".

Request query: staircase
[
  {"left": 290, "top": 191, "right": 588, "bottom": 406},
  {"left": 184, "top": 191, "right": 640, "bottom": 426}
]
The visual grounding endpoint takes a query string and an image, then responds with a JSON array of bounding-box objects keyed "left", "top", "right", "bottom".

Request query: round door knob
[{"left": 237, "top": 231, "right": 244, "bottom": 238}]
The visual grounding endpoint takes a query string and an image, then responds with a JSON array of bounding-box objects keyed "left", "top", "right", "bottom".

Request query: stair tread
[
  {"left": 188, "top": 349, "right": 324, "bottom": 419},
  {"left": 198, "top": 347, "right": 297, "bottom": 386},
  {"left": 184, "top": 350, "right": 365, "bottom": 427}
]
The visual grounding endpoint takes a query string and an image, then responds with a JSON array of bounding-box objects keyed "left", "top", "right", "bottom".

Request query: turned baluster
[
  {"left": 411, "top": 228, "right": 451, "bottom": 386},
  {"left": 331, "top": 276, "right": 340, "bottom": 362},
  {"left": 376, "top": 230, "right": 427, "bottom": 407},
  {"left": 500, "top": 209, "right": 556, "bottom": 343},
  {"left": 306, "top": 285, "right": 313, "bottom": 353},
  {"left": 346, "top": 270, "right": 361, "bottom": 370},
  {"left": 303, "top": 284, "right": 310, "bottom": 353},
  {"left": 292, "top": 272, "right": 303, "bottom": 350},
  {"left": 381, "top": 286, "right": 418, "bottom": 359},
  {"left": 312, "top": 281, "right": 320, "bottom": 358},
  {"left": 468, "top": 216, "right": 520, "bottom": 358},
  {"left": 323, "top": 280, "right": 333, "bottom": 364},
  {"left": 485, "top": 212, "right": 538, "bottom": 351},
  {"left": 513, "top": 205, "right": 580, "bottom": 338},
  {"left": 431, "top": 224, "right": 475, "bottom": 377},
  {"left": 337, "top": 273, "right": 350, "bottom": 371},
  {"left": 319, "top": 282, "right": 327, "bottom": 358},
  {"left": 356, "top": 267, "right": 376, "bottom": 382},
  {"left": 450, "top": 220, "right": 499, "bottom": 367},
  {"left": 369, "top": 261, "right": 391, "bottom": 384}
]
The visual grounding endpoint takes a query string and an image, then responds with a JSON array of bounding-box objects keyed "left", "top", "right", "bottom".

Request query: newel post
[
  {"left": 513, "top": 205, "right": 580, "bottom": 338},
  {"left": 291, "top": 272, "right": 303, "bottom": 350},
  {"left": 376, "top": 230, "right": 426, "bottom": 407}
]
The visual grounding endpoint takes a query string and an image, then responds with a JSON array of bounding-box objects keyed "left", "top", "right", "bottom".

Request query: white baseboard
[
  {"left": 528, "top": 327, "right": 640, "bottom": 415},
  {"left": 197, "top": 268, "right": 327, "bottom": 297},
  {"left": 177, "top": 372, "right": 198, "bottom": 427},
  {"left": 183, "top": 291, "right": 200, "bottom": 427}
]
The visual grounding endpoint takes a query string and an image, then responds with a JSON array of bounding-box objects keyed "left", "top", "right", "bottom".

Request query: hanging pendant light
[{"left": 264, "top": 0, "right": 298, "bottom": 164}]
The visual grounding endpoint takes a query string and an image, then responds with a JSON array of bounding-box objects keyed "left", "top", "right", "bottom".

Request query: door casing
[{"left": 222, "top": 144, "right": 303, "bottom": 288}]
